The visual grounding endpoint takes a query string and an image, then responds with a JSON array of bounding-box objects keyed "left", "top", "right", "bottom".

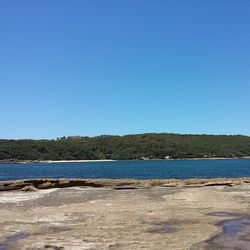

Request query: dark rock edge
[{"left": 1, "top": 178, "right": 250, "bottom": 191}]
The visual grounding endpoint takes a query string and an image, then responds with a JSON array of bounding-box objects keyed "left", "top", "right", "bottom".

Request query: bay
[{"left": 0, "top": 159, "right": 250, "bottom": 181}]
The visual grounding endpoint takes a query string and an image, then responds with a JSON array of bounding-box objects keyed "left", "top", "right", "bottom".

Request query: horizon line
[{"left": 1, "top": 132, "right": 250, "bottom": 140}]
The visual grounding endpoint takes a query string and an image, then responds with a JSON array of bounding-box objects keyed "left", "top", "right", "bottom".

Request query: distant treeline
[{"left": 0, "top": 133, "right": 250, "bottom": 161}]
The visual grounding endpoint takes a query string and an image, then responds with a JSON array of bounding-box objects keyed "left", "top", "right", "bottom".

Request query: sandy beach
[{"left": 40, "top": 159, "right": 116, "bottom": 163}]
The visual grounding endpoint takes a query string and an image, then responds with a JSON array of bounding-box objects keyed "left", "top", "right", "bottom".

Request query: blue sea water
[{"left": 0, "top": 159, "right": 250, "bottom": 181}]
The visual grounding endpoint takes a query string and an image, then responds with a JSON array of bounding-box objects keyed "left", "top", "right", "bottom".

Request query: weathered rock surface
[{"left": 0, "top": 181, "right": 250, "bottom": 249}]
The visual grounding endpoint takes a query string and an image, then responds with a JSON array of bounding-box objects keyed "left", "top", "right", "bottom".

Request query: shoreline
[
  {"left": 1, "top": 156, "right": 250, "bottom": 164},
  {"left": 1, "top": 177, "right": 250, "bottom": 191},
  {"left": 40, "top": 159, "right": 116, "bottom": 163},
  {"left": 0, "top": 159, "right": 117, "bottom": 164}
]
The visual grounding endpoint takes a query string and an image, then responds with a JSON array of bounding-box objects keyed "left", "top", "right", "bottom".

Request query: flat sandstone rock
[{"left": 0, "top": 181, "right": 250, "bottom": 249}]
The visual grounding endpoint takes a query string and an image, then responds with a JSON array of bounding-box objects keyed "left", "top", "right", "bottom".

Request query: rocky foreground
[{"left": 0, "top": 179, "right": 250, "bottom": 249}]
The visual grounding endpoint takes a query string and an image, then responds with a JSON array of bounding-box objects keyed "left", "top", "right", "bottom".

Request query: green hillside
[{"left": 0, "top": 133, "right": 250, "bottom": 161}]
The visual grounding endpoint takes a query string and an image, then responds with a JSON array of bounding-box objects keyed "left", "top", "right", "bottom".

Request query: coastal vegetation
[{"left": 0, "top": 133, "right": 249, "bottom": 161}]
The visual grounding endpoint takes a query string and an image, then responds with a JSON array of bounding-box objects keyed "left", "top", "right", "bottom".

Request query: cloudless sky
[{"left": 0, "top": 0, "right": 250, "bottom": 139}]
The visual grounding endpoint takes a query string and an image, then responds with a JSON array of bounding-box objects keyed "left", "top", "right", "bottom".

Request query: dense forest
[{"left": 0, "top": 133, "right": 250, "bottom": 161}]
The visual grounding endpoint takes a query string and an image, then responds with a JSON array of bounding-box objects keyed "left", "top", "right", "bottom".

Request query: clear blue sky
[{"left": 0, "top": 0, "right": 249, "bottom": 139}]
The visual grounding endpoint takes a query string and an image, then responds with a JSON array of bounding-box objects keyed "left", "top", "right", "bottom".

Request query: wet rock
[
  {"left": 6, "top": 232, "right": 29, "bottom": 241},
  {"left": 208, "top": 211, "right": 236, "bottom": 217},
  {"left": 44, "top": 244, "right": 64, "bottom": 249},
  {"left": 146, "top": 225, "right": 172, "bottom": 234},
  {"left": 206, "top": 217, "right": 250, "bottom": 249}
]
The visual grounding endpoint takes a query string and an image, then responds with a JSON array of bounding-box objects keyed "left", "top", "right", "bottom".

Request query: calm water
[{"left": 0, "top": 159, "right": 250, "bottom": 181}]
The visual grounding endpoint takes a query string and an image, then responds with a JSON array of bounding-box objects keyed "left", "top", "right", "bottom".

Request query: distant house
[{"left": 141, "top": 157, "right": 150, "bottom": 160}]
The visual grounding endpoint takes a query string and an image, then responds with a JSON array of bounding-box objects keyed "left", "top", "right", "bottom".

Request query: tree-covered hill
[{"left": 0, "top": 133, "right": 250, "bottom": 161}]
